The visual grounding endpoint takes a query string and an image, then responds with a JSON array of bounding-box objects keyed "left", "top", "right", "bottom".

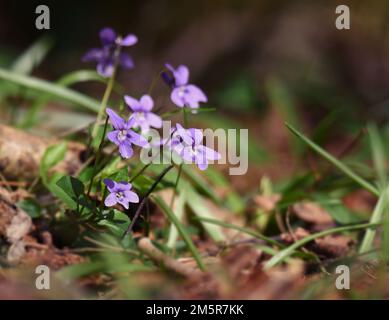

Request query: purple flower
[
  {"left": 106, "top": 108, "right": 149, "bottom": 158},
  {"left": 103, "top": 179, "right": 139, "bottom": 209},
  {"left": 164, "top": 64, "right": 207, "bottom": 110},
  {"left": 82, "top": 27, "right": 137, "bottom": 77},
  {"left": 125, "top": 94, "right": 162, "bottom": 133},
  {"left": 170, "top": 124, "right": 220, "bottom": 170}
]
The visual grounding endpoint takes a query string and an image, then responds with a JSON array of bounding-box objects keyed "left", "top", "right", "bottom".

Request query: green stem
[
  {"left": 79, "top": 116, "right": 109, "bottom": 215},
  {"left": 123, "top": 165, "right": 174, "bottom": 237},
  {"left": 92, "top": 73, "right": 116, "bottom": 138},
  {"left": 169, "top": 108, "right": 189, "bottom": 208}
]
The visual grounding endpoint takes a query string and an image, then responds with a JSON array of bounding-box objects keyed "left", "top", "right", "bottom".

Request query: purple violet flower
[
  {"left": 82, "top": 27, "right": 137, "bottom": 77},
  {"left": 170, "top": 124, "right": 220, "bottom": 170},
  {"left": 163, "top": 63, "right": 207, "bottom": 110},
  {"left": 125, "top": 94, "right": 162, "bottom": 133},
  {"left": 103, "top": 179, "right": 139, "bottom": 209},
  {"left": 106, "top": 108, "right": 149, "bottom": 159}
]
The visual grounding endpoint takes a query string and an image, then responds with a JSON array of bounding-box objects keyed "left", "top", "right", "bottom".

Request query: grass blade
[
  {"left": 152, "top": 194, "right": 205, "bottom": 271},
  {"left": 0, "top": 67, "right": 100, "bottom": 112},
  {"left": 367, "top": 123, "right": 387, "bottom": 191},
  {"left": 359, "top": 187, "right": 388, "bottom": 254},
  {"left": 196, "top": 216, "right": 283, "bottom": 247},
  {"left": 167, "top": 189, "right": 186, "bottom": 249},
  {"left": 185, "top": 186, "right": 226, "bottom": 243},
  {"left": 264, "top": 222, "right": 378, "bottom": 270},
  {"left": 11, "top": 36, "right": 54, "bottom": 74},
  {"left": 285, "top": 122, "right": 379, "bottom": 196}
]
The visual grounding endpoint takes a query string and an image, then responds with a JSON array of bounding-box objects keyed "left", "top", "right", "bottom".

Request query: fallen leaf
[{"left": 293, "top": 201, "right": 333, "bottom": 225}]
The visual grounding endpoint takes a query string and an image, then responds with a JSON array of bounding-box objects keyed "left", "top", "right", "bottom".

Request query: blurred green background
[{"left": 1, "top": 0, "right": 389, "bottom": 190}]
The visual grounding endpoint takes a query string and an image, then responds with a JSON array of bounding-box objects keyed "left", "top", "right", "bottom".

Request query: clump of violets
[
  {"left": 125, "top": 94, "right": 162, "bottom": 133},
  {"left": 106, "top": 108, "right": 148, "bottom": 158},
  {"left": 103, "top": 179, "right": 139, "bottom": 209},
  {"left": 163, "top": 63, "right": 207, "bottom": 110},
  {"left": 169, "top": 124, "right": 221, "bottom": 170},
  {"left": 82, "top": 27, "right": 137, "bottom": 77},
  {"left": 83, "top": 28, "right": 222, "bottom": 217}
]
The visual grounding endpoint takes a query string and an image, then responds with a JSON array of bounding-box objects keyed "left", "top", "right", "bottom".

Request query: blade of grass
[
  {"left": 167, "top": 188, "right": 186, "bottom": 249},
  {"left": 185, "top": 186, "right": 226, "bottom": 243},
  {"left": 0, "top": 67, "right": 100, "bottom": 112},
  {"left": 11, "top": 35, "right": 54, "bottom": 74},
  {"left": 359, "top": 187, "right": 388, "bottom": 255},
  {"left": 152, "top": 194, "right": 205, "bottom": 271},
  {"left": 285, "top": 122, "right": 379, "bottom": 196},
  {"left": 264, "top": 222, "right": 378, "bottom": 270},
  {"left": 196, "top": 216, "right": 283, "bottom": 247},
  {"left": 19, "top": 69, "right": 108, "bottom": 128},
  {"left": 367, "top": 123, "right": 387, "bottom": 191}
]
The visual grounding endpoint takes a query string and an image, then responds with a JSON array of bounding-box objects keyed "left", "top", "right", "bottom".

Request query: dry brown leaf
[
  {"left": 254, "top": 194, "right": 281, "bottom": 211},
  {"left": 292, "top": 201, "right": 333, "bottom": 225},
  {"left": 313, "top": 234, "right": 354, "bottom": 258}
]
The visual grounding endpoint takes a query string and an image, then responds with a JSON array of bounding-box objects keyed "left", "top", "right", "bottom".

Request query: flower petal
[
  {"left": 124, "top": 95, "right": 141, "bottom": 111},
  {"left": 174, "top": 65, "right": 189, "bottom": 86},
  {"left": 128, "top": 131, "right": 149, "bottom": 148},
  {"left": 119, "top": 140, "right": 134, "bottom": 159},
  {"left": 106, "top": 108, "right": 125, "bottom": 130},
  {"left": 107, "top": 130, "right": 120, "bottom": 145},
  {"left": 140, "top": 95, "right": 154, "bottom": 111},
  {"left": 145, "top": 113, "right": 162, "bottom": 128},
  {"left": 198, "top": 145, "right": 221, "bottom": 161},
  {"left": 100, "top": 27, "right": 116, "bottom": 46},
  {"left": 197, "top": 161, "right": 208, "bottom": 171},
  {"left": 175, "top": 124, "right": 193, "bottom": 145},
  {"left": 117, "top": 198, "right": 129, "bottom": 209},
  {"left": 188, "top": 128, "right": 203, "bottom": 145},
  {"left": 117, "top": 181, "right": 132, "bottom": 191},
  {"left": 104, "top": 193, "right": 118, "bottom": 207},
  {"left": 120, "top": 34, "right": 138, "bottom": 46},
  {"left": 119, "top": 52, "right": 134, "bottom": 70},
  {"left": 124, "top": 190, "right": 139, "bottom": 203},
  {"left": 171, "top": 88, "right": 185, "bottom": 108},
  {"left": 97, "top": 61, "right": 114, "bottom": 77},
  {"left": 82, "top": 48, "right": 103, "bottom": 62},
  {"left": 103, "top": 178, "right": 116, "bottom": 192},
  {"left": 184, "top": 85, "right": 207, "bottom": 108}
]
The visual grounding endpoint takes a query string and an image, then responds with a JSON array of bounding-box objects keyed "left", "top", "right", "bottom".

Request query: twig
[
  {"left": 138, "top": 237, "right": 200, "bottom": 277},
  {"left": 122, "top": 165, "right": 174, "bottom": 237}
]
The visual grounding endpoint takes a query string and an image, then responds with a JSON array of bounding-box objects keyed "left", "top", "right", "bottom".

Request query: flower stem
[
  {"left": 92, "top": 72, "right": 116, "bottom": 139},
  {"left": 79, "top": 116, "right": 110, "bottom": 215},
  {"left": 169, "top": 108, "right": 189, "bottom": 208},
  {"left": 122, "top": 165, "right": 174, "bottom": 237}
]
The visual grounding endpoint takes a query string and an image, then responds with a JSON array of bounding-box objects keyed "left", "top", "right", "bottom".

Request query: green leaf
[
  {"left": 286, "top": 122, "right": 379, "bottom": 196},
  {"left": 152, "top": 194, "right": 205, "bottom": 271},
  {"left": 17, "top": 199, "right": 41, "bottom": 218},
  {"left": 56, "top": 175, "right": 85, "bottom": 200},
  {"left": 49, "top": 173, "right": 77, "bottom": 210},
  {"left": 99, "top": 210, "right": 131, "bottom": 237},
  {"left": 0, "top": 67, "right": 100, "bottom": 112},
  {"left": 39, "top": 142, "right": 67, "bottom": 184}
]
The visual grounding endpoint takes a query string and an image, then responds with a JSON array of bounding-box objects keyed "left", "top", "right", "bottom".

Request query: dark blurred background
[{"left": 1, "top": 0, "right": 389, "bottom": 187}]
